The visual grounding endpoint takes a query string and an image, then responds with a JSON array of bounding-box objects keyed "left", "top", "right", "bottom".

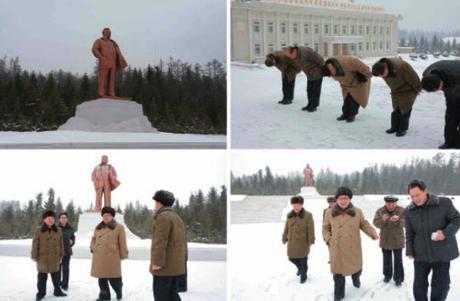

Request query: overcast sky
[
  {"left": 0, "top": 0, "right": 226, "bottom": 74},
  {"left": 0, "top": 150, "right": 227, "bottom": 209},
  {"left": 351, "top": 0, "right": 460, "bottom": 32},
  {"left": 231, "top": 150, "right": 454, "bottom": 177}
]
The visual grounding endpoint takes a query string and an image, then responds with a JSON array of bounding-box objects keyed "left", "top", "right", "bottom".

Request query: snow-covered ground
[
  {"left": 0, "top": 131, "right": 226, "bottom": 149},
  {"left": 231, "top": 54, "right": 458, "bottom": 148},
  {"left": 0, "top": 256, "right": 226, "bottom": 301},
  {"left": 229, "top": 194, "right": 460, "bottom": 300}
]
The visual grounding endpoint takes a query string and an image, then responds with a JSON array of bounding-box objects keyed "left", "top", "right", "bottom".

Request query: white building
[{"left": 231, "top": 0, "right": 399, "bottom": 63}]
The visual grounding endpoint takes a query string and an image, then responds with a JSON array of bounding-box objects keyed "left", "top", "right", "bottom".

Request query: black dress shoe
[
  {"left": 296, "top": 270, "right": 300, "bottom": 276},
  {"left": 336, "top": 115, "right": 347, "bottom": 121},
  {"left": 306, "top": 107, "right": 317, "bottom": 112},
  {"left": 61, "top": 286, "right": 68, "bottom": 291},
  {"left": 117, "top": 294, "right": 123, "bottom": 300},
  {"left": 383, "top": 277, "right": 391, "bottom": 283},
  {"left": 396, "top": 130, "right": 407, "bottom": 137},
  {"left": 301, "top": 106, "right": 309, "bottom": 111},
  {"left": 279, "top": 99, "right": 292, "bottom": 105},
  {"left": 386, "top": 128, "right": 397, "bottom": 134},
  {"left": 54, "top": 291, "right": 67, "bottom": 297},
  {"left": 395, "top": 280, "right": 402, "bottom": 286},
  {"left": 438, "top": 143, "right": 453, "bottom": 149},
  {"left": 300, "top": 274, "right": 307, "bottom": 283},
  {"left": 346, "top": 116, "right": 355, "bottom": 123},
  {"left": 36, "top": 296, "right": 45, "bottom": 301}
]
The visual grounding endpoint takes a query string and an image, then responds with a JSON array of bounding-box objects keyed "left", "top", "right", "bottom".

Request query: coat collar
[
  {"left": 287, "top": 208, "right": 305, "bottom": 219},
  {"left": 379, "top": 58, "right": 397, "bottom": 77},
  {"left": 154, "top": 207, "right": 173, "bottom": 220},
  {"left": 325, "top": 58, "right": 345, "bottom": 76},
  {"left": 58, "top": 223, "right": 73, "bottom": 230},
  {"left": 407, "top": 194, "right": 439, "bottom": 210},
  {"left": 331, "top": 203, "right": 356, "bottom": 217},
  {"left": 96, "top": 219, "right": 117, "bottom": 230},
  {"left": 41, "top": 223, "right": 58, "bottom": 232}
]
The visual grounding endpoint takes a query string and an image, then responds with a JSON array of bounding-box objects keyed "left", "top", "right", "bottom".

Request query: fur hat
[
  {"left": 101, "top": 206, "right": 116, "bottom": 217},
  {"left": 335, "top": 186, "right": 353, "bottom": 199},
  {"left": 153, "top": 190, "right": 175, "bottom": 207},
  {"left": 290, "top": 195, "right": 304, "bottom": 205},
  {"left": 384, "top": 195, "right": 399, "bottom": 202},
  {"left": 42, "top": 210, "right": 56, "bottom": 219}
]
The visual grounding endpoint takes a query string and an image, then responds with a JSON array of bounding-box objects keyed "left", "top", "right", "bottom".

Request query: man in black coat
[
  {"left": 421, "top": 60, "right": 460, "bottom": 149},
  {"left": 58, "top": 212, "right": 75, "bottom": 291},
  {"left": 405, "top": 179, "right": 460, "bottom": 301}
]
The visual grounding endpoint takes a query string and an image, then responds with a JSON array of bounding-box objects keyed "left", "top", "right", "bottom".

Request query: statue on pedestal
[{"left": 303, "top": 164, "right": 314, "bottom": 187}]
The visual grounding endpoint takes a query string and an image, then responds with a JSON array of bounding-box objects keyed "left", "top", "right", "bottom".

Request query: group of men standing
[
  {"left": 265, "top": 45, "right": 460, "bottom": 147},
  {"left": 282, "top": 180, "right": 460, "bottom": 301},
  {"left": 31, "top": 190, "right": 187, "bottom": 301}
]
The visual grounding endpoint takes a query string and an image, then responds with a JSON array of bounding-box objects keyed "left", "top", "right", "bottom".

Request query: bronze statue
[
  {"left": 91, "top": 155, "right": 120, "bottom": 211},
  {"left": 92, "top": 28, "right": 128, "bottom": 98},
  {"left": 303, "top": 164, "right": 314, "bottom": 187}
]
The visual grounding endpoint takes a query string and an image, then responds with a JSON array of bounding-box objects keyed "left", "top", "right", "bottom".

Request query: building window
[
  {"left": 373, "top": 26, "right": 377, "bottom": 34},
  {"left": 267, "top": 43, "right": 274, "bottom": 53},
  {"left": 324, "top": 24, "right": 329, "bottom": 34},
  {"left": 366, "top": 26, "right": 370, "bottom": 34},
  {"left": 387, "top": 27, "right": 390, "bottom": 35},
  {"left": 281, "top": 42, "right": 287, "bottom": 49},
  {"left": 386, "top": 41, "right": 390, "bottom": 49},
  {"left": 380, "top": 41, "right": 383, "bottom": 49},
  {"left": 342, "top": 25, "right": 347, "bottom": 34},
  {"left": 380, "top": 27, "right": 384, "bottom": 34},
  {"left": 253, "top": 21, "right": 260, "bottom": 33},
  {"left": 267, "top": 21, "right": 274, "bottom": 33},
  {"left": 254, "top": 44, "right": 261, "bottom": 55},
  {"left": 359, "top": 25, "right": 363, "bottom": 34},
  {"left": 281, "top": 22, "right": 287, "bottom": 33},
  {"left": 314, "top": 24, "right": 319, "bottom": 34},
  {"left": 293, "top": 23, "right": 298, "bottom": 34},
  {"left": 351, "top": 25, "right": 355, "bottom": 35},
  {"left": 314, "top": 43, "right": 319, "bottom": 52},
  {"left": 304, "top": 23, "right": 309, "bottom": 34},
  {"left": 334, "top": 25, "right": 338, "bottom": 34},
  {"left": 358, "top": 42, "right": 363, "bottom": 51},
  {"left": 351, "top": 44, "right": 355, "bottom": 51},
  {"left": 366, "top": 42, "right": 369, "bottom": 50},
  {"left": 373, "top": 42, "right": 377, "bottom": 50},
  {"left": 304, "top": 42, "right": 309, "bottom": 47}
]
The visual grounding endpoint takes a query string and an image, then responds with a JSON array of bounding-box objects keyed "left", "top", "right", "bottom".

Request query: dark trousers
[
  {"left": 333, "top": 269, "right": 362, "bottom": 300},
  {"left": 391, "top": 108, "right": 412, "bottom": 132},
  {"left": 288, "top": 257, "right": 308, "bottom": 277},
  {"left": 342, "top": 94, "right": 360, "bottom": 117},
  {"left": 153, "top": 275, "right": 182, "bottom": 301},
  {"left": 382, "top": 248, "right": 404, "bottom": 282},
  {"left": 444, "top": 98, "right": 460, "bottom": 147},
  {"left": 36, "top": 271, "right": 61, "bottom": 298},
  {"left": 413, "top": 261, "right": 450, "bottom": 301},
  {"left": 306, "top": 78, "right": 323, "bottom": 108},
  {"left": 282, "top": 74, "right": 295, "bottom": 101},
  {"left": 98, "top": 277, "right": 123, "bottom": 300},
  {"left": 59, "top": 255, "right": 71, "bottom": 288}
]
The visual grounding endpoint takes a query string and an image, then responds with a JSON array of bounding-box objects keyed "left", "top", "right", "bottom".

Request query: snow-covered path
[
  {"left": 229, "top": 195, "right": 460, "bottom": 300},
  {"left": 0, "top": 256, "right": 226, "bottom": 301},
  {"left": 231, "top": 54, "right": 455, "bottom": 149}
]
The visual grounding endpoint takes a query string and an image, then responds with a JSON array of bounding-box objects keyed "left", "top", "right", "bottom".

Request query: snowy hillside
[
  {"left": 229, "top": 194, "right": 460, "bottom": 300},
  {"left": 231, "top": 54, "right": 458, "bottom": 148}
]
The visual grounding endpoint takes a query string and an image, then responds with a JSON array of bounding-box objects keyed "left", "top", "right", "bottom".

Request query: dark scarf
[
  {"left": 287, "top": 208, "right": 305, "bottom": 219},
  {"left": 41, "top": 223, "right": 58, "bottom": 233},
  {"left": 96, "top": 219, "right": 118, "bottom": 230},
  {"left": 331, "top": 203, "right": 356, "bottom": 217}
]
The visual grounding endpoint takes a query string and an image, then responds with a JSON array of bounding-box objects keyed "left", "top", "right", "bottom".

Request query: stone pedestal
[
  {"left": 76, "top": 212, "right": 140, "bottom": 240},
  {"left": 299, "top": 186, "right": 320, "bottom": 197},
  {"left": 58, "top": 98, "right": 158, "bottom": 132}
]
